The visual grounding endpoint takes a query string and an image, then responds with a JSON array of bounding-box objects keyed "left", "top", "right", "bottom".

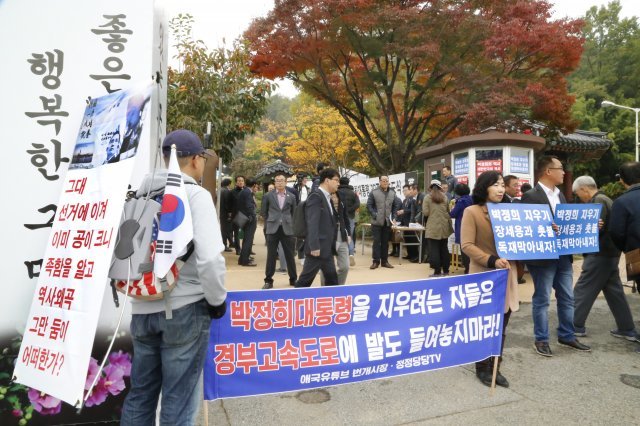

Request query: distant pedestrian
[
  {"left": 367, "top": 175, "right": 398, "bottom": 269},
  {"left": 423, "top": 180, "right": 453, "bottom": 277},
  {"left": 449, "top": 183, "right": 472, "bottom": 273},
  {"left": 338, "top": 176, "right": 359, "bottom": 265},
  {"left": 219, "top": 177, "right": 234, "bottom": 252}
]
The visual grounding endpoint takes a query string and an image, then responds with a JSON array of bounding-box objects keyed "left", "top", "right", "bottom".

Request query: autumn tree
[
  {"left": 569, "top": 1, "right": 640, "bottom": 185},
  {"left": 243, "top": 95, "right": 372, "bottom": 174},
  {"left": 168, "top": 14, "right": 274, "bottom": 162},
  {"left": 245, "top": 0, "right": 584, "bottom": 173}
]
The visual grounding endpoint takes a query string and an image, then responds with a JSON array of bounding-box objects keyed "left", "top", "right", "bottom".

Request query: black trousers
[
  {"left": 404, "top": 231, "right": 419, "bottom": 258},
  {"left": 221, "top": 218, "right": 233, "bottom": 248},
  {"left": 371, "top": 224, "right": 391, "bottom": 263},
  {"left": 232, "top": 223, "right": 241, "bottom": 253},
  {"left": 295, "top": 254, "right": 338, "bottom": 287},
  {"left": 239, "top": 219, "right": 257, "bottom": 264},
  {"left": 427, "top": 238, "right": 450, "bottom": 274},
  {"left": 265, "top": 226, "right": 297, "bottom": 282},
  {"left": 476, "top": 310, "right": 512, "bottom": 372}
]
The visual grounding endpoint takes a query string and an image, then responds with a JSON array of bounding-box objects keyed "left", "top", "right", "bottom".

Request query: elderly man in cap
[{"left": 121, "top": 129, "right": 227, "bottom": 425}]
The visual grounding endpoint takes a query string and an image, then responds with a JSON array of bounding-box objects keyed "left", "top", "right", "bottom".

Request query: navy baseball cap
[{"left": 162, "top": 129, "right": 205, "bottom": 157}]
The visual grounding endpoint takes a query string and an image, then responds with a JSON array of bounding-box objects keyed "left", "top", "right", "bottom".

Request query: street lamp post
[{"left": 602, "top": 100, "right": 640, "bottom": 162}]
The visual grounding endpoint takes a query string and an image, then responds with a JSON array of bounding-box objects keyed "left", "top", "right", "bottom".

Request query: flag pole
[{"left": 489, "top": 356, "right": 498, "bottom": 396}]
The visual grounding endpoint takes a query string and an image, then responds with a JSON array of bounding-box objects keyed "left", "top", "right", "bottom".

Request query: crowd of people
[{"left": 122, "top": 129, "right": 640, "bottom": 423}]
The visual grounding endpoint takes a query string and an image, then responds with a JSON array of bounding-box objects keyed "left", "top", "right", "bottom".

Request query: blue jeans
[
  {"left": 527, "top": 256, "right": 575, "bottom": 342},
  {"left": 121, "top": 299, "right": 211, "bottom": 426}
]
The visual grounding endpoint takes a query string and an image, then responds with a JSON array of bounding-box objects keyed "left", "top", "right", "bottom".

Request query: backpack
[
  {"left": 292, "top": 199, "right": 307, "bottom": 238},
  {"left": 109, "top": 189, "right": 194, "bottom": 303}
]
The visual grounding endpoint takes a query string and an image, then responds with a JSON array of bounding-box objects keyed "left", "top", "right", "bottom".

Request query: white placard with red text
[{"left": 13, "top": 84, "right": 152, "bottom": 406}]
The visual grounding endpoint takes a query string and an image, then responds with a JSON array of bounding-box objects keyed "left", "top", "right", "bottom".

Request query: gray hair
[{"left": 572, "top": 175, "right": 597, "bottom": 192}]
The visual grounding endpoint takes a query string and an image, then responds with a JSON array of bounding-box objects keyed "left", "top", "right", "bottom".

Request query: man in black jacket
[
  {"left": 237, "top": 178, "right": 258, "bottom": 266},
  {"left": 338, "top": 176, "right": 359, "bottom": 263},
  {"left": 231, "top": 175, "right": 245, "bottom": 254},
  {"left": 571, "top": 175, "right": 637, "bottom": 342},
  {"left": 610, "top": 162, "right": 640, "bottom": 297},
  {"left": 522, "top": 156, "right": 590, "bottom": 357},
  {"left": 219, "top": 178, "right": 234, "bottom": 252},
  {"left": 295, "top": 168, "right": 340, "bottom": 287}
]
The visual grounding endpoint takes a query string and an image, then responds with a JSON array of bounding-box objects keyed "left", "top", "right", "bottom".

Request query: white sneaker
[{"left": 349, "top": 255, "right": 356, "bottom": 266}]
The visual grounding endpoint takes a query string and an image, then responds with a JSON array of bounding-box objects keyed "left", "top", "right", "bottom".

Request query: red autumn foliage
[{"left": 245, "top": 0, "right": 584, "bottom": 173}]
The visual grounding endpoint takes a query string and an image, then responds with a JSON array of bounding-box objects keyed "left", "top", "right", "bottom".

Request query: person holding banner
[
  {"left": 422, "top": 179, "right": 453, "bottom": 276},
  {"left": 521, "top": 156, "right": 590, "bottom": 356},
  {"left": 461, "top": 171, "right": 519, "bottom": 388},
  {"left": 571, "top": 176, "right": 638, "bottom": 343},
  {"left": 121, "top": 130, "right": 227, "bottom": 425}
]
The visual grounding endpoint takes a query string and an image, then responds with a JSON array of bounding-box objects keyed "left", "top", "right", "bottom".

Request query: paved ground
[{"left": 200, "top": 226, "right": 640, "bottom": 425}]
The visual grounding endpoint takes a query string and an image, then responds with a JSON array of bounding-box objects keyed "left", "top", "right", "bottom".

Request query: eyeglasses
[
  {"left": 197, "top": 153, "right": 208, "bottom": 164},
  {"left": 548, "top": 167, "right": 564, "bottom": 171},
  {"left": 331, "top": 178, "right": 340, "bottom": 182}
]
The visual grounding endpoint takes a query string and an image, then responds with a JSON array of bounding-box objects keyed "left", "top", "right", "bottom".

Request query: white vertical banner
[
  {"left": 350, "top": 172, "right": 418, "bottom": 204},
  {"left": 13, "top": 85, "right": 153, "bottom": 406}
]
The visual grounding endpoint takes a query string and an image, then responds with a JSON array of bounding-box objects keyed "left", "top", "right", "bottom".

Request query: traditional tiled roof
[
  {"left": 545, "top": 130, "right": 612, "bottom": 159},
  {"left": 255, "top": 159, "right": 294, "bottom": 181}
]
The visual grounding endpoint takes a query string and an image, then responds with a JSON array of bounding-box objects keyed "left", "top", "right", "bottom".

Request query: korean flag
[{"left": 154, "top": 144, "right": 193, "bottom": 278}]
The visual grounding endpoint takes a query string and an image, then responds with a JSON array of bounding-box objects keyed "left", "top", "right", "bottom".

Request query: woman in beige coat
[
  {"left": 461, "top": 171, "right": 519, "bottom": 389},
  {"left": 422, "top": 179, "right": 454, "bottom": 276}
]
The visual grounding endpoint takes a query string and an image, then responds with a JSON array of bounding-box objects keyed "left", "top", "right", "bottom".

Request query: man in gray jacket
[
  {"left": 367, "top": 175, "right": 398, "bottom": 269},
  {"left": 122, "top": 129, "right": 227, "bottom": 425},
  {"left": 261, "top": 172, "right": 298, "bottom": 289}
]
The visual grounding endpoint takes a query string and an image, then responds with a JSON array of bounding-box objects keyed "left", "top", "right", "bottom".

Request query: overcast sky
[{"left": 159, "top": 0, "right": 640, "bottom": 97}]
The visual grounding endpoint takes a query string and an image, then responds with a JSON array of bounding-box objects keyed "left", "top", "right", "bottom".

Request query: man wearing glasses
[
  {"left": 261, "top": 172, "right": 298, "bottom": 288},
  {"left": 522, "top": 156, "right": 591, "bottom": 357}
]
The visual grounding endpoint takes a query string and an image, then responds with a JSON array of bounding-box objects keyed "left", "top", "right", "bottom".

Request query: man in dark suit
[
  {"left": 521, "top": 156, "right": 590, "bottom": 357},
  {"left": 295, "top": 168, "right": 340, "bottom": 287},
  {"left": 261, "top": 172, "right": 298, "bottom": 288},
  {"left": 237, "top": 178, "right": 258, "bottom": 267},
  {"left": 219, "top": 178, "right": 235, "bottom": 252},
  {"left": 231, "top": 176, "right": 245, "bottom": 254}
]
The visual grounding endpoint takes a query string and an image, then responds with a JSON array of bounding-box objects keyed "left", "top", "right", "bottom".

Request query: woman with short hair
[{"left": 461, "top": 171, "right": 519, "bottom": 388}]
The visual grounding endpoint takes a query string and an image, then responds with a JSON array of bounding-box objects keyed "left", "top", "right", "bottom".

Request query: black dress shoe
[
  {"left": 381, "top": 262, "right": 394, "bottom": 268},
  {"left": 262, "top": 281, "right": 273, "bottom": 289},
  {"left": 495, "top": 372, "right": 509, "bottom": 388},
  {"left": 370, "top": 262, "right": 379, "bottom": 270},
  {"left": 409, "top": 258, "right": 419, "bottom": 263},
  {"left": 390, "top": 252, "right": 400, "bottom": 257},
  {"left": 476, "top": 370, "right": 492, "bottom": 387},
  {"left": 534, "top": 341, "right": 552, "bottom": 357},
  {"left": 558, "top": 338, "right": 591, "bottom": 352},
  {"left": 476, "top": 369, "right": 509, "bottom": 388},
  {"left": 289, "top": 279, "right": 296, "bottom": 286},
  {"left": 239, "top": 261, "right": 257, "bottom": 267},
  {"left": 224, "top": 247, "right": 233, "bottom": 252}
]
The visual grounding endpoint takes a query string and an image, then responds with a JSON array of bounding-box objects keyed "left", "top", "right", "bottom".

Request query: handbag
[
  {"left": 233, "top": 211, "right": 250, "bottom": 229},
  {"left": 390, "top": 229, "right": 404, "bottom": 243},
  {"left": 625, "top": 248, "right": 640, "bottom": 280}
]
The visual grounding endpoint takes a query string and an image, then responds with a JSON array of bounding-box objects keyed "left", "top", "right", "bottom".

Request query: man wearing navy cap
[{"left": 121, "top": 129, "right": 227, "bottom": 425}]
